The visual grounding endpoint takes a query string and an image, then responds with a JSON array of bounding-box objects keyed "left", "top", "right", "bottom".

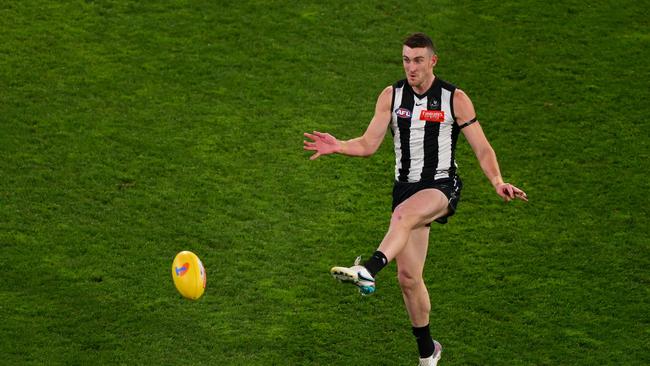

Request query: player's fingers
[
  {"left": 304, "top": 132, "right": 317, "bottom": 141},
  {"left": 314, "top": 131, "right": 333, "bottom": 141},
  {"left": 310, "top": 152, "right": 321, "bottom": 160},
  {"left": 303, "top": 140, "right": 315, "bottom": 147},
  {"left": 515, "top": 191, "right": 529, "bottom": 202},
  {"left": 511, "top": 186, "right": 528, "bottom": 202}
]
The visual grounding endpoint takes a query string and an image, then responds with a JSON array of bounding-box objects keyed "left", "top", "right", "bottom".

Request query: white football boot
[
  {"left": 330, "top": 256, "right": 375, "bottom": 295},
  {"left": 418, "top": 340, "right": 442, "bottom": 366}
]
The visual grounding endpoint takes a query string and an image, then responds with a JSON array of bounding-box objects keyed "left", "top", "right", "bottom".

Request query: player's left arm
[{"left": 454, "top": 89, "right": 528, "bottom": 202}]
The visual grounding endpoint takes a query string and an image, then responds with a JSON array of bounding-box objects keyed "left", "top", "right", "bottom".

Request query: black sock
[
  {"left": 363, "top": 250, "right": 388, "bottom": 277},
  {"left": 412, "top": 324, "right": 435, "bottom": 358}
]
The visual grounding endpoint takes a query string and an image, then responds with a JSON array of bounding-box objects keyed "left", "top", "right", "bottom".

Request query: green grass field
[{"left": 1, "top": 1, "right": 648, "bottom": 365}]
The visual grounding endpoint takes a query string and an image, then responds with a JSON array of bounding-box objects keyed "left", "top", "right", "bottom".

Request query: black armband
[{"left": 459, "top": 117, "right": 478, "bottom": 129}]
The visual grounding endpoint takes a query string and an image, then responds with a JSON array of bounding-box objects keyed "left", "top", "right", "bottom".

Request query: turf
[{"left": 0, "top": 0, "right": 648, "bottom": 365}]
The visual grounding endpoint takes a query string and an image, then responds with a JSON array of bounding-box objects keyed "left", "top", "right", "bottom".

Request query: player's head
[{"left": 402, "top": 33, "right": 438, "bottom": 88}]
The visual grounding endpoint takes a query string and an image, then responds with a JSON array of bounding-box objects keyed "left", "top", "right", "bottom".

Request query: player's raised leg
[
  {"left": 378, "top": 188, "right": 449, "bottom": 262},
  {"left": 330, "top": 188, "right": 448, "bottom": 297}
]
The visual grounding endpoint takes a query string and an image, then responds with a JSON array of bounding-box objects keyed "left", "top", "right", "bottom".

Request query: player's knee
[
  {"left": 397, "top": 269, "right": 423, "bottom": 293},
  {"left": 390, "top": 206, "right": 420, "bottom": 229}
]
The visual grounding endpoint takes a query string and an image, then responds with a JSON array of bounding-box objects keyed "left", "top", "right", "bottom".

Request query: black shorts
[{"left": 392, "top": 175, "right": 463, "bottom": 225}]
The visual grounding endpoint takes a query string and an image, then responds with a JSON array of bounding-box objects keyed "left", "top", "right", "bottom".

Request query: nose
[{"left": 407, "top": 63, "right": 418, "bottom": 74}]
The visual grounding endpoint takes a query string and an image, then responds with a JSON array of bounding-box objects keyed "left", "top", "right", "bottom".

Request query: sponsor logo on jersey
[
  {"left": 175, "top": 262, "right": 190, "bottom": 277},
  {"left": 420, "top": 110, "right": 445, "bottom": 122},
  {"left": 395, "top": 108, "right": 412, "bottom": 119}
]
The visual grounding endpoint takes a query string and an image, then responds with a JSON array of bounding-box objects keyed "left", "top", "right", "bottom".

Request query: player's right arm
[{"left": 303, "top": 86, "right": 393, "bottom": 160}]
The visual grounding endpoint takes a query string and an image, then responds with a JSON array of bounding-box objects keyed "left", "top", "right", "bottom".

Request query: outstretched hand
[
  {"left": 303, "top": 131, "right": 341, "bottom": 160},
  {"left": 496, "top": 183, "right": 528, "bottom": 202}
]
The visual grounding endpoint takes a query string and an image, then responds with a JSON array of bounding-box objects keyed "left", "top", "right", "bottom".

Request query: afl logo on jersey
[{"left": 395, "top": 108, "right": 412, "bottom": 118}]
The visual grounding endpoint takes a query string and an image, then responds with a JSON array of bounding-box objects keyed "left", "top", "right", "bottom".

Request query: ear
[{"left": 431, "top": 54, "right": 438, "bottom": 67}]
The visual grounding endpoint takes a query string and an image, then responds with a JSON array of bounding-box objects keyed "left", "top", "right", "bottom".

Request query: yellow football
[{"left": 171, "top": 251, "right": 206, "bottom": 300}]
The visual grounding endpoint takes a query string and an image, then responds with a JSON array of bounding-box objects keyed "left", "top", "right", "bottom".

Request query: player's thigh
[
  {"left": 395, "top": 225, "right": 431, "bottom": 283},
  {"left": 393, "top": 188, "right": 449, "bottom": 227}
]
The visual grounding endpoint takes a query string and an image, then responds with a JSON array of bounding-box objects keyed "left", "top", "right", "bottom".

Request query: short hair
[{"left": 403, "top": 33, "right": 436, "bottom": 55}]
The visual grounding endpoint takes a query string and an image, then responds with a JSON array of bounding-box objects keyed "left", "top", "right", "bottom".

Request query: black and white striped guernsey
[{"left": 390, "top": 77, "right": 461, "bottom": 183}]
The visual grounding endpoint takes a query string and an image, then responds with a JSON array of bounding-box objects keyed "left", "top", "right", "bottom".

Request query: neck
[{"left": 412, "top": 73, "right": 435, "bottom": 95}]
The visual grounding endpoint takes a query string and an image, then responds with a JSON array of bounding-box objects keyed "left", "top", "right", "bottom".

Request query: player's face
[{"left": 402, "top": 46, "right": 437, "bottom": 88}]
